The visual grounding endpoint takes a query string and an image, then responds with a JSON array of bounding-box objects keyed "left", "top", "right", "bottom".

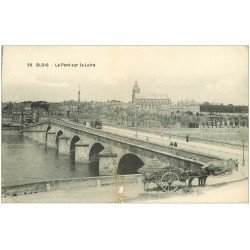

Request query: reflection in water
[
  {"left": 90, "top": 162, "right": 99, "bottom": 176},
  {"left": 69, "top": 150, "right": 76, "bottom": 171},
  {"left": 2, "top": 130, "right": 95, "bottom": 187},
  {"left": 89, "top": 143, "right": 104, "bottom": 176}
]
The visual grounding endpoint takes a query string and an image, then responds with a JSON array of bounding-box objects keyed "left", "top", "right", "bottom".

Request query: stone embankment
[
  {"left": 2, "top": 174, "right": 142, "bottom": 198},
  {"left": 2, "top": 167, "right": 248, "bottom": 203}
]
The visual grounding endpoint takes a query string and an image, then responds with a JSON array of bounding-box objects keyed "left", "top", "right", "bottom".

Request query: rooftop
[{"left": 135, "top": 92, "right": 170, "bottom": 100}]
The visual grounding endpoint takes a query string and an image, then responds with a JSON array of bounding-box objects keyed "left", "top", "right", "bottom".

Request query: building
[
  {"left": 12, "top": 108, "right": 23, "bottom": 123},
  {"left": 132, "top": 81, "right": 171, "bottom": 115},
  {"left": 171, "top": 100, "right": 200, "bottom": 114},
  {"left": 108, "top": 100, "right": 129, "bottom": 109}
]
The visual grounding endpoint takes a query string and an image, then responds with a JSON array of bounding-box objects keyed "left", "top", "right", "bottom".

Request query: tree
[{"left": 31, "top": 101, "right": 50, "bottom": 112}]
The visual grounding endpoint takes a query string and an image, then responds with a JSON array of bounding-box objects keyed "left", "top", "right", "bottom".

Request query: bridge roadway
[
  {"left": 101, "top": 125, "right": 244, "bottom": 159},
  {"left": 74, "top": 121, "right": 246, "bottom": 163},
  {"left": 23, "top": 120, "right": 245, "bottom": 176},
  {"left": 64, "top": 121, "right": 243, "bottom": 160},
  {"left": 55, "top": 121, "right": 221, "bottom": 162},
  {"left": 62, "top": 122, "right": 234, "bottom": 158}
]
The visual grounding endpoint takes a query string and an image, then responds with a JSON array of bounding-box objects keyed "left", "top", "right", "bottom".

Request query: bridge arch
[
  {"left": 117, "top": 153, "right": 144, "bottom": 175},
  {"left": 89, "top": 142, "right": 105, "bottom": 175},
  {"left": 70, "top": 135, "right": 80, "bottom": 160},
  {"left": 55, "top": 130, "right": 63, "bottom": 149}
]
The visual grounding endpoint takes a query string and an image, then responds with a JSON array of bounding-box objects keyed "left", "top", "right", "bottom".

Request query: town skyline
[
  {"left": 2, "top": 97, "right": 249, "bottom": 107},
  {"left": 2, "top": 76, "right": 249, "bottom": 105},
  {"left": 2, "top": 83, "right": 248, "bottom": 107}
]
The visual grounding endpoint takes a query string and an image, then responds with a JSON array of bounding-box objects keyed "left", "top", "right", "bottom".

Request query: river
[{"left": 1, "top": 130, "right": 95, "bottom": 187}]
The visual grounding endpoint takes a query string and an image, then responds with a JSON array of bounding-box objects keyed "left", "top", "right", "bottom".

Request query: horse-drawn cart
[
  {"left": 141, "top": 168, "right": 183, "bottom": 192},
  {"left": 137, "top": 157, "right": 237, "bottom": 193},
  {"left": 140, "top": 166, "right": 208, "bottom": 192}
]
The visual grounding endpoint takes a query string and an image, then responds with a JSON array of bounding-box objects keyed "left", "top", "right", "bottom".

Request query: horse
[
  {"left": 184, "top": 168, "right": 209, "bottom": 187},
  {"left": 185, "top": 159, "right": 238, "bottom": 188}
]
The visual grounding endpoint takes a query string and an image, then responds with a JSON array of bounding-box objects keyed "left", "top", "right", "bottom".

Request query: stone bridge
[{"left": 22, "top": 121, "right": 223, "bottom": 176}]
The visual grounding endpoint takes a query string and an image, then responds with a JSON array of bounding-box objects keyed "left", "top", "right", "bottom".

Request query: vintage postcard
[{"left": 1, "top": 45, "right": 249, "bottom": 203}]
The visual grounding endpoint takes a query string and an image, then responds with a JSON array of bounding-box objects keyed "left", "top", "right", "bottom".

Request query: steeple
[
  {"left": 132, "top": 81, "right": 140, "bottom": 103},
  {"left": 78, "top": 85, "right": 80, "bottom": 104},
  {"left": 77, "top": 85, "right": 81, "bottom": 114}
]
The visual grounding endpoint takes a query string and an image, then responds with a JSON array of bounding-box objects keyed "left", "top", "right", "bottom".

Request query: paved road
[
  {"left": 102, "top": 125, "right": 245, "bottom": 160},
  {"left": 65, "top": 121, "right": 247, "bottom": 161}
]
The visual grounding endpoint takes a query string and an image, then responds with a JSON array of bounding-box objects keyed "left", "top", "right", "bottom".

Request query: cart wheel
[{"left": 161, "top": 172, "right": 180, "bottom": 192}]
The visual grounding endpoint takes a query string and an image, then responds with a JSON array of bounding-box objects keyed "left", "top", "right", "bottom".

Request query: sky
[{"left": 2, "top": 46, "right": 248, "bottom": 105}]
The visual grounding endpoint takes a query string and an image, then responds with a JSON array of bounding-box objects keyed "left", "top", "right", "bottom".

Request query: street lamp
[
  {"left": 242, "top": 139, "right": 245, "bottom": 166},
  {"left": 167, "top": 115, "right": 171, "bottom": 141},
  {"left": 134, "top": 101, "right": 138, "bottom": 138},
  {"left": 169, "top": 123, "right": 172, "bottom": 141}
]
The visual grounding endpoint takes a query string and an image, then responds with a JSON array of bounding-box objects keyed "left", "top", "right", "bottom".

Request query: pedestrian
[
  {"left": 186, "top": 135, "right": 189, "bottom": 142},
  {"left": 174, "top": 142, "right": 177, "bottom": 147},
  {"left": 235, "top": 159, "right": 239, "bottom": 171},
  {"left": 160, "top": 132, "right": 163, "bottom": 138},
  {"left": 170, "top": 141, "right": 174, "bottom": 146}
]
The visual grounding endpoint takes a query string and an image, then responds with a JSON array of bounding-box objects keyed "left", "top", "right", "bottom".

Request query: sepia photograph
[{"left": 1, "top": 45, "right": 249, "bottom": 203}]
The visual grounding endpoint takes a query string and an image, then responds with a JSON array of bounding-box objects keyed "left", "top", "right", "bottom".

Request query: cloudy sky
[{"left": 2, "top": 46, "right": 248, "bottom": 105}]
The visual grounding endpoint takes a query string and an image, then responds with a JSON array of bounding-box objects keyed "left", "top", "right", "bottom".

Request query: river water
[{"left": 1, "top": 130, "right": 95, "bottom": 187}]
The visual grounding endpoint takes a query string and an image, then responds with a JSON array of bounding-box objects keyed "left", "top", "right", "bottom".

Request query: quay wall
[{"left": 2, "top": 175, "right": 143, "bottom": 197}]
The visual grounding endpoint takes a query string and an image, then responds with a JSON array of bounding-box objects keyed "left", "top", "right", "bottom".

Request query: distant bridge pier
[
  {"left": 23, "top": 131, "right": 32, "bottom": 139},
  {"left": 47, "top": 132, "right": 57, "bottom": 148},
  {"left": 75, "top": 140, "right": 90, "bottom": 163},
  {"left": 24, "top": 130, "right": 47, "bottom": 144},
  {"left": 99, "top": 146, "right": 118, "bottom": 176},
  {"left": 35, "top": 131, "right": 47, "bottom": 144},
  {"left": 58, "top": 135, "right": 71, "bottom": 154}
]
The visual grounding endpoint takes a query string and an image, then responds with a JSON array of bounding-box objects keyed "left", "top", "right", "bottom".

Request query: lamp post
[
  {"left": 242, "top": 139, "right": 245, "bottom": 166},
  {"left": 134, "top": 101, "right": 138, "bottom": 138},
  {"left": 169, "top": 121, "right": 172, "bottom": 141}
]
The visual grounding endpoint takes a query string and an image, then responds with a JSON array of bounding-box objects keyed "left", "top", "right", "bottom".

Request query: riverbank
[{"left": 2, "top": 167, "right": 248, "bottom": 203}]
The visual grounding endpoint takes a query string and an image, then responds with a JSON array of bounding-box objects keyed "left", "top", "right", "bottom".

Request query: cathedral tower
[
  {"left": 132, "top": 81, "right": 140, "bottom": 103},
  {"left": 77, "top": 85, "right": 81, "bottom": 113}
]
